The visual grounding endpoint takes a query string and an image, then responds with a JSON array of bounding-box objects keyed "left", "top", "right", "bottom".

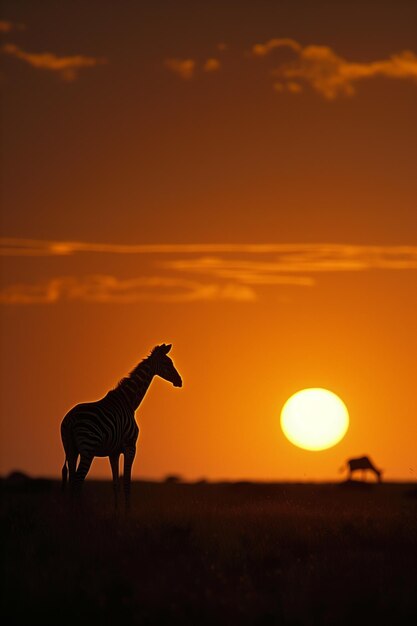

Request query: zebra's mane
[
  {"left": 115, "top": 356, "right": 151, "bottom": 390},
  {"left": 113, "top": 346, "right": 165, "bottom": 390}
]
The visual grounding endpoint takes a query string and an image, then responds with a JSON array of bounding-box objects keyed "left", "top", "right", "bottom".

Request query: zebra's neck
[{"left": 115, "top": 358, "right": 155, "bottom": 411}]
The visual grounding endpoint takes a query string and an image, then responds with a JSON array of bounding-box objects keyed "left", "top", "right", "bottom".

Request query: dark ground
[{"left": 2, "top": 478, "right": 417, "bottom": 625}]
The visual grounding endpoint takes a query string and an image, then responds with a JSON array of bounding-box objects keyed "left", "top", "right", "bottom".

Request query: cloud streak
[
  {"left": 2, "top": 44, "right": 106, "bottom": 80},
  {"left": 0, "top": 20, "right": 25, "bottom": 33},
  {"left": 165, "top": 57, "right": 220, "bottom": 79},
  {"left": 164, "top": 38, "right": 417, "bottom": 98},
  {"left": 166, "top": 258, "right": 315, "bottom": 286},
  {"left": 1, "top": 238, "right": 333, "bottom": 256},
  {"left": 203, "top": 58, "right": 221, "bottom": 72},
  {"left": 1, "top": 239, "right": 416, "bottom": 305},
  {"left": 0, "top": 275, "right": 256, "bottom": 305},
  {"left": 1, "top": 238, "right": 417, "bottom": 266},
  {"left": 166, "top": 249, "right": 417, "bottom": 273},
  {"left": 163, "top": 247, "right": 417, "bottom": 287},
  {"left": 252, "top": 38, "right": 301, "bottom": 57},
  {"left": 164, "top": 58, "right": 196, "bottom": 80},
  {"left": 251, "top": 38, "right": 417, "bottom": 99}
]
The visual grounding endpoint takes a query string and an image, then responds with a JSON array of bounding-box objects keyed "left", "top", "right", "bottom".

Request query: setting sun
[{"left": 281, "top": 388, "right": 349, "bottom": 451}]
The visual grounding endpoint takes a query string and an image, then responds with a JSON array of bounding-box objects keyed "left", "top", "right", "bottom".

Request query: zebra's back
[
  {"left": 61, "top": 394, "right": 138, "bottom": 457},
  {"left": 348, "top": 456, "right": 374, "bottom": 471}
]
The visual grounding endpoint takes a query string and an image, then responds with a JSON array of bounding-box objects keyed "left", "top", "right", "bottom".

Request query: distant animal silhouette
[
  {"left": 341, "top": 456, "right": 383, "bottom": 482},
  {"left": 61, "top": 344, "right": 182, "bottom": 509}
]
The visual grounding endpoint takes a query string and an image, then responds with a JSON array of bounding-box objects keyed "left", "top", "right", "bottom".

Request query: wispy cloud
[
  {"left": 166, "top": 258, "right": 315, "bottom": 286},
  {"left": 165, "top": 38, "right": 417, "bottom": 98},
  {"left": 2, "top": 44, "right": 106, "bottom": 81},
  {"left": 0, "top": 238, "right": 327, "bottom": 256},
  {"left": 164, "top": 247, "right": 417, "bottom": 287},
  {"left": 164, "top": 58, "right": 196, "bottom": 80},
  {"left": 252, "top": 38, "right": 301, "bottom": 57},
  {"left": 0, "top": 20, "right": 25, "bottom": 33},
  {"left": 170, "top": 248, "right": 417, "bottom": 272},
  {"left": 1, "top": 238, "right": 417, "bottom": 266},
  {"left": 0, "top": 275, "right": 255, "bottom": 305},
  {"left": 1, "top": 239, "right": 416, "bottom": 305},
  {"left": 165, "top": 56, "right": 221, "bottom": 79},
  {"left": 251, "top": 38, "right": 417, "bottom": 99},
  {"left": 203, "top": 58, "right": 220, "bottom": 72}
]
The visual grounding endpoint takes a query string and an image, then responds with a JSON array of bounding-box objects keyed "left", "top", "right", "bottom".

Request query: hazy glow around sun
[{"left": 280, "top": 388, "right": 349, "bottom": 451}]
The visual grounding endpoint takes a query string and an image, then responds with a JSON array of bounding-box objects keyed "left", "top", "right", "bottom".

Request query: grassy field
[{"left": 2, "top": 479, "right": 417, "bottom": 625}]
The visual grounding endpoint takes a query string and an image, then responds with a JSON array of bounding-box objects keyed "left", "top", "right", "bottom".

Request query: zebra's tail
[{"left": 61, "top": 458, "right": 68, "bottom": 491}]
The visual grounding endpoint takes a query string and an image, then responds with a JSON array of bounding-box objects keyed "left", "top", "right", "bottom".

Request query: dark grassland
[{"left": 2, "top": 480, "right": 417, "bottom": 625}]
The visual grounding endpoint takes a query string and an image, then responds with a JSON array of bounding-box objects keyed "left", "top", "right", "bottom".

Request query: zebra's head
[{"left": 150, "top": 344, "right": 183, "bottom": 388}]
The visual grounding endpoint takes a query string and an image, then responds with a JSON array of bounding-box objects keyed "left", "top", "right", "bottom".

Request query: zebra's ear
[{"left": 162, "top": 343, "right": 172, "bottom": 354}]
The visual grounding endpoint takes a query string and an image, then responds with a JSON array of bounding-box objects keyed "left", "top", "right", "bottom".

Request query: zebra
[
  {"left": 60, "top": 343, "right": 182, "bottom": 508},
  {"left": 341, "top": 456, "right": 383, "bottom": 482}
]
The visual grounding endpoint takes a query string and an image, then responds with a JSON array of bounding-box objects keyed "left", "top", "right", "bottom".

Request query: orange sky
[{"left": 1, "top": 1, "right": 416, "bottom": 481}]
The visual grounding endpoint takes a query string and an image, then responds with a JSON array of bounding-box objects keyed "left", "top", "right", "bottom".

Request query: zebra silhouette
[
  {"left": 341, "top": 456, "right": 383, "bottom": 483},
  {"left": 60, "top": 343, "right": 182, "bottom": 508}
]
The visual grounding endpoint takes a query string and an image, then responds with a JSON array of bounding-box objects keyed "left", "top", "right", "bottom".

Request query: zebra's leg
[
  {"left": 72, "top": 453, "right": 93, "bottom": 494},
  {"left": 123, "top": 446, "right": 136, "bottom": 512},
  {"left": 68, "top": 453, "right": 78, "bottom": 485},
  {"left": 61, "top": 454, "right": 78, "bottom": 501},
  {"left": 109, "top": 453, "right": 120, "bottom": 510}
]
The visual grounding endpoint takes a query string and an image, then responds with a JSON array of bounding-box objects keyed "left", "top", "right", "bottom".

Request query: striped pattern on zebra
[{"left": 60, "top": 343, "right": 182, "bottom": 508}]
